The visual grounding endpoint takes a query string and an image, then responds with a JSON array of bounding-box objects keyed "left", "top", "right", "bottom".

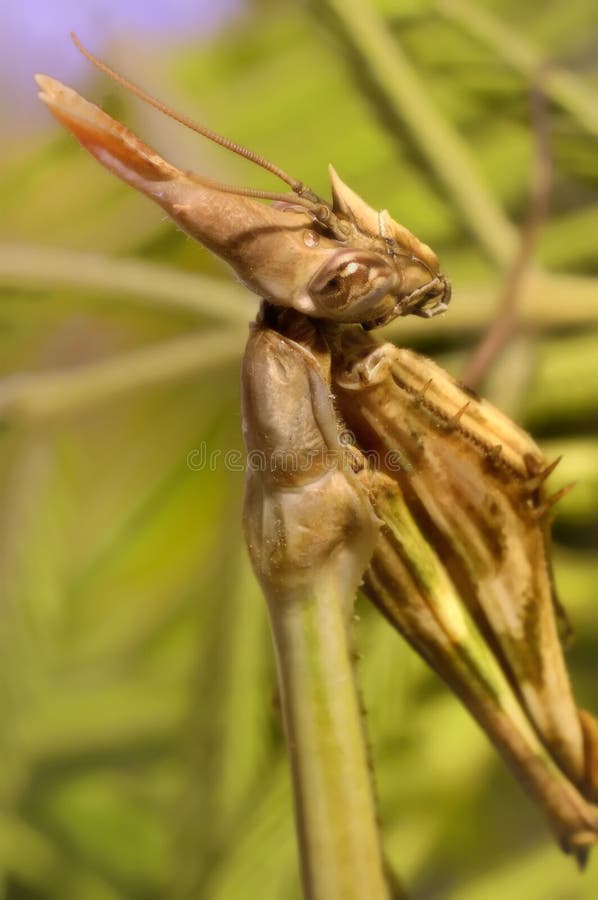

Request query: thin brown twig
[{"left": 462, "top": 73, "right": 553, "bottom": 388}]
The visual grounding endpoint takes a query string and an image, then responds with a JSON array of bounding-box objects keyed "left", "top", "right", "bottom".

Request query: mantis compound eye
[{"left": 307, "top": 249, "right": 398, "bottom": 323}]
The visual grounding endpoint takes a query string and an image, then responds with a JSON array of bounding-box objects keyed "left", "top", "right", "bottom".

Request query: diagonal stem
[
  {"left": 318, "top": 0, "right": 518, "bottom": 267},
  {"left": 463, "top": 80, "right": 553, "bottom": 387},
  {"left": 436, "top": 0, "right": 598, "bottom": 138},
  {"left": 0, "top": 243, "right": 251, "bottom": 322}
]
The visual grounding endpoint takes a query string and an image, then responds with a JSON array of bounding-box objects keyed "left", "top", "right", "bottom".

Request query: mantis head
[{"left": 36, "top": 34, "right": 450, "bottom": 330}]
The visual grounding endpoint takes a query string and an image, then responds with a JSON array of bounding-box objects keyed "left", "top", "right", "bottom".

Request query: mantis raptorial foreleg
[{"left": 326, "top": 327, "right": 598, "bottom": 860}]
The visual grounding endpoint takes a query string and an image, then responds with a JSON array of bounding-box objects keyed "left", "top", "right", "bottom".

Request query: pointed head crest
[{"left": 314, "top": 166, "right": 451, "bottom": 325}]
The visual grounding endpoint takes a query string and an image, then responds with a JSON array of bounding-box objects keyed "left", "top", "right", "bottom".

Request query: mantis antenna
[{"left": 70, "top": 32, "right": 326, "bottom": 210}]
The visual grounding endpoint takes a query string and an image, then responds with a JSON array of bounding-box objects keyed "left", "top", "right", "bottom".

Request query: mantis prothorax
[{"left": 36, "top": 36, "right": 598, "bottom": 870}]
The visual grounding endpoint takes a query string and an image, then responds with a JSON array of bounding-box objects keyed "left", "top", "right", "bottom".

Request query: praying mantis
[{"left": 36, "top": 34, "right": 598, "bottom": 896}]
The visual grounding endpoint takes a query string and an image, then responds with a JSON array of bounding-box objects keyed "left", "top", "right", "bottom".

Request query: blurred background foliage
[{"left": 0, "top": 0, "right": 597, "bottom": 897}]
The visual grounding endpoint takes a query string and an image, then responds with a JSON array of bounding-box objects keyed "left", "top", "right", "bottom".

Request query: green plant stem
[
  {"left": 436, "top": 0, "right": 598, "bottom": 137},
  {"left": 0, "top": 243, "right": 251, "bottom": 322},
  {"left": 320, "top": 0, "right": 518, "bottom": 267},
  {"left": 266, "top": 577, "right": 389, "bottom": 900}
]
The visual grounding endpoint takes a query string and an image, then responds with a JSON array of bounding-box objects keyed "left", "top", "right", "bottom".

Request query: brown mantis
[{"left": 36, "top": 34, "right": 598, "bottom": 893}]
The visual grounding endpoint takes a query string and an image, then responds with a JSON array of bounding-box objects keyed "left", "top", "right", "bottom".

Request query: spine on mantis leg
[{"left": 327, "top": 326, "right": 598, "bottom": 862}]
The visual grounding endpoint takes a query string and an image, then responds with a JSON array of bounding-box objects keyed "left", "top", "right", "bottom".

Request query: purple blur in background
[{"left": 0, "top": 0, "right": 244, "bottom": 137}]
